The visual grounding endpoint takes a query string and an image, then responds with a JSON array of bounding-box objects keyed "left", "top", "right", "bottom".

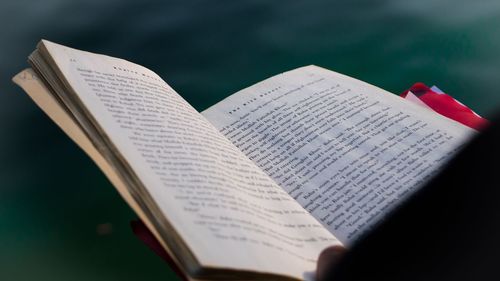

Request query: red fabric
[
  {"left": 130, "top": 220, "right": 188, "bottom": 281},
  {"left": 401, "top": 82, "right": 489, "bottom": 131}
]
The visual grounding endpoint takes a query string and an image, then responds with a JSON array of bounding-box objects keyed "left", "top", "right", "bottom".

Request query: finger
[{"left": 316, "top": 245, "right": 346, "bottom": 281}]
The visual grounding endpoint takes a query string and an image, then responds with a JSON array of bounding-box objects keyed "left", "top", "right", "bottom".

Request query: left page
[{"left": 26, "top": 41, "right": 342, "bottom": 280}]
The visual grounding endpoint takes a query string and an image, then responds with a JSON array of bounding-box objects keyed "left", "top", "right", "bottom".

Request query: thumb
[{"left": 316, "top": 245, "right": 346, "bottom": 281}]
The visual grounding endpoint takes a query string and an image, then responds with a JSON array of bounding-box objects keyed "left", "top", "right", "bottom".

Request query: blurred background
[{"left": 1, "top": 0, "right": 500, "bottom": 280}]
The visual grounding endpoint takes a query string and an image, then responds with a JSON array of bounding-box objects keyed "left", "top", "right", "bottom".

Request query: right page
[{"left": 202, "top": 65, "right": 475, "bottom": 245}]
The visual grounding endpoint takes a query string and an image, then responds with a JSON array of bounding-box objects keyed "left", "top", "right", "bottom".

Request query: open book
[{"left": 13, "top": 40, "right": 474, "bottom": 281}]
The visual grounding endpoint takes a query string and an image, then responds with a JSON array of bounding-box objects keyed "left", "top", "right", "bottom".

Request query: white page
[
  {"left": 203, "top": 65, "right": 475, "bottom": 244},
  {"left": 38, "top": 42, "right": 341, "bottom": 280}
]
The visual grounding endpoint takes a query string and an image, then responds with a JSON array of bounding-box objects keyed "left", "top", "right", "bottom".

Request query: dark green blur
[{"left": 1, "top": 1, "right": 500, "bottom": 280}]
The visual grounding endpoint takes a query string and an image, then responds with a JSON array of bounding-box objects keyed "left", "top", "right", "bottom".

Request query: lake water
[{"left": 1, "top": 1, "right": 500, "bottom": 280}]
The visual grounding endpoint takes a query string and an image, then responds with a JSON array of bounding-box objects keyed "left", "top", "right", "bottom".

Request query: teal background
[{"left": 1, "top": 1, "right": 500, "bottom": 280}]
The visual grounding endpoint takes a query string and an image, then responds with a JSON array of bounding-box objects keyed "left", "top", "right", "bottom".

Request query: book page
[
  {"left": 202, "top": 66, "right": 475, "bottom": 244},
  {"left": 34, "top": 41, "right": 341, "bottom": 280}
]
